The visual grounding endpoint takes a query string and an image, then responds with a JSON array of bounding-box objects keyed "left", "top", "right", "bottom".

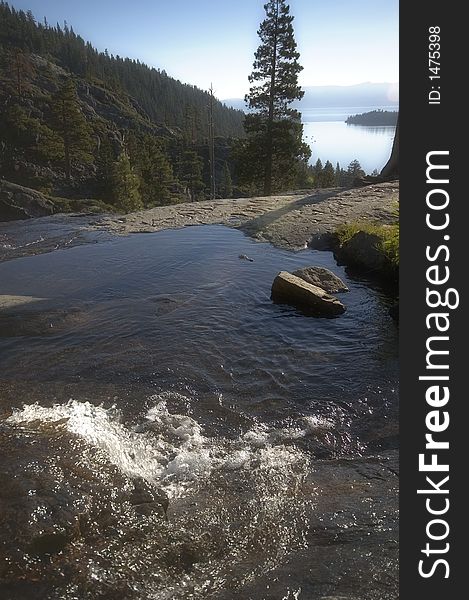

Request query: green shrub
[{"left": 336, "top": 218, "right": 399, "bottom": 268}]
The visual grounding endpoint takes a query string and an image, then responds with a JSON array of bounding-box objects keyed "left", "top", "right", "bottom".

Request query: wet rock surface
[
  {"left": 0, "top": 295, "right": 46, "bottom": 309},
  {"left": 218, "top": 453, "right": 398, "bottom": 600},
  {"left": 129, "top": 477, "right": 169, "bottom": 518},
  {"left": 0, "top": 398, "right": 316, "bottom": 599},
  {"left": 0, "top": 416, "right": 170, "bottom": 598},
  {"left": 0, "top": 180, "right": 55, "bottom": 221},
  {"left": 0, "top": 183, "right": 398, "bottom": 262},
  {"left": 0, "top": 401, "right": 398, "bottom": 600},
  {"left": 271, "top": 271, "right": 346, "bottom": 316},
  {"left": 0, "top": 212, "right": 114, "bottom": 263},
  {"left": 292, "top": 266, "right": 349, "bottom": 294}
]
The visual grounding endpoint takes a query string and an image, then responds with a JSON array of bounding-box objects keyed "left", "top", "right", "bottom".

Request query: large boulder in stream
[
  {"left": 271, "top": 271, "right": 346, "bottom": 316},
  {"left": 292, "top": 266, "right": 348, "bottom": 294}
]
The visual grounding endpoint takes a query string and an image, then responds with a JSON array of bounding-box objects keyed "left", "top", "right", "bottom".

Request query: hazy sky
[{"left": 9, "top": 0, "right": 399, "bottom": 99}]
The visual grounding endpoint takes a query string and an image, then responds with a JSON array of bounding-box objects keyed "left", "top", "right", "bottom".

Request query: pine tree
[
  {"left": 1, "top": 104, "right": 61, "bottom": 168},
  {"left": 95, "top": 134, "right": 116, "bottom": 201},
  {"left": 313, "top": 158, "right": 323, "bottom": 187},
  {"left": 220, "top": 161, "right": 233, "bottom": 198},
  {"left": 9, "top": 49, "right": 35, "bottom": 97},
  {"left": 112, "top": 152, "right": 143, "bottom": 212},
  {"left": 322, "top": 160, "right": 335, "bottom": 187},
  {"left": 176, "top": 148, "right": 204, "bottom": 202},
  {"left": 243, "top": 0, "right": 310, "bottom": 195},
  {"left": 346, "top": 159, "right": 365, "bottom": 182},
  {"left": 335, "top": 162, "right": 342, "bottom": 186},
  {"left": 294, "top": 160, "right": 314, "bottom": 189},
  {"left": 52, "top": 79, "right": 93, "bottom": 179},
  {"left": 138, "top": 137, "right": 174, "bottom": 206}
]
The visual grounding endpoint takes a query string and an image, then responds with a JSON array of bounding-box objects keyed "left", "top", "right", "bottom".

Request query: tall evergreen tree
[
  {"left": 313, "top": 158, "right": 323, "bottom": 187},
  {"left": 322, "top": 160, "right": 335, "bottom": 187},
  {"left": 243, "top": 0, "right": 310, "bottom": 195},
  {"left": 95, "top": 135, "right": 116, "bottom": 201},
  {"left": 220, "top": 161, "right": 233, "bottom": 198},
  {"left": 9, "top": 49, "right": 35, "bottom": 97},
  {"left": 0, "top": 103, "right": 61, "bottom": 171},
  {"left": 112, "top": 152, "right": 142, "bottom": 212},
  {"left": 335, "top": 162, "right": 342, "bottom": 186},
  {"left": 52, "top": 79, "right": 93, "bottom": 179},
  {"left": 176, "top": 148, "right": 204, "bottom": 202},
  {"left": 346, "top": 159, "right": 365, "bottom": 182},
  {"left": 138, "top": 137, "right": 174, "bottom": 206}
]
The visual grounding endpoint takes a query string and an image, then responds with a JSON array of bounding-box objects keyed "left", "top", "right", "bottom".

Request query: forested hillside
[
  {"left": 0, "top": 1, "right": 244, "bottom": 209},
  {"left": 346, "top": 110, "right": 398, "bottom": 126}
]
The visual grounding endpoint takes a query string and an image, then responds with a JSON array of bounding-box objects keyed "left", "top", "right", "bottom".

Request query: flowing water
[{"left": 0, "top": 225, "right": 398, "bottom": 599}]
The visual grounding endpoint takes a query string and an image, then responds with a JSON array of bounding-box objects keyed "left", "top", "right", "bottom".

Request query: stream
[{"left": 0, "top": 224, "right": 398, "bottom": 600}]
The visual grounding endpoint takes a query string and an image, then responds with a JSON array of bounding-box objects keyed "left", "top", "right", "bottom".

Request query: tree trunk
[
  {"left": 380, "top": 114, "right": 399, "bottom": 179},
  {"left": 263, "top": 0, "right": 279, "bottom": 196},
  {"left": 264, "top": 125, "right": 273, "bottom": 196}
]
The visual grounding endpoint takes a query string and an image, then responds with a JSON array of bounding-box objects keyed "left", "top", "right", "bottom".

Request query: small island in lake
[{"left": 346, "top": 109, "right": 398, "bottom": 126}]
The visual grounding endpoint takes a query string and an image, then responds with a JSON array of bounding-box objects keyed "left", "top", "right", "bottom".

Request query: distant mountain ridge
[{"left": 224, "top": 82, "right": 399, "bottom": 112}]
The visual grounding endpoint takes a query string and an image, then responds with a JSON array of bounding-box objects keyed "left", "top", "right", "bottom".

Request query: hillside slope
[{"left": 0, "top": 2, "right": 244, "bottom": 208}]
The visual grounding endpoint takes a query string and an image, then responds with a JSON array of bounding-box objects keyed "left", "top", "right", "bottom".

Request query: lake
[{"left": 301, "top": 106, "right": 398, "bottom": 174}]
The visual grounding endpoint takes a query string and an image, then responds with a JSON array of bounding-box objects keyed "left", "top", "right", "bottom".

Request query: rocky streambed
[{"left": 0, "top": 182, "right": 399, "bottom": 262}]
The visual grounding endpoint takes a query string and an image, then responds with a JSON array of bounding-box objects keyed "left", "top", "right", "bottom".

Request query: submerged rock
[
  {"left": 0, "top": 307, "right": 85, "bottom": 337},
  {"left": 150, "top": 295, "right": 183, "bottom": 317},
  {"left": 129, "top": 477, "right": 169, "bottom": 518},
  {"left": 29, "top": 531, "right": 70, "bottom": 556},
  {"left": 292, "top": 266, "right": 348, "bottom": 294},
  {"left": 0, "top": 295, "right": 46, "bottom": 310},
  {"left": 271, "top": 271, "right": 346, "bottom": 316}
]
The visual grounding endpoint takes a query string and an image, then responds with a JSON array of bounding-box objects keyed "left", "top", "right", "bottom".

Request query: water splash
[
  {"left": 7, "top": 396, "right": 317, "bottom": 500},
  {"left": 4, "top": 397, "right": 315, "bottom": 598}
]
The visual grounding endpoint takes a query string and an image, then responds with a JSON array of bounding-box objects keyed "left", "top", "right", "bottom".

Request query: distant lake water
[{"left": 301, "top": 106, "right": 398, "bottom": 174}]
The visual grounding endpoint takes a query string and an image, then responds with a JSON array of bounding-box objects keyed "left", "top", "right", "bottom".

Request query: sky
[{"left": 8, "top": 0, "right": 399, "bottom": 100}]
